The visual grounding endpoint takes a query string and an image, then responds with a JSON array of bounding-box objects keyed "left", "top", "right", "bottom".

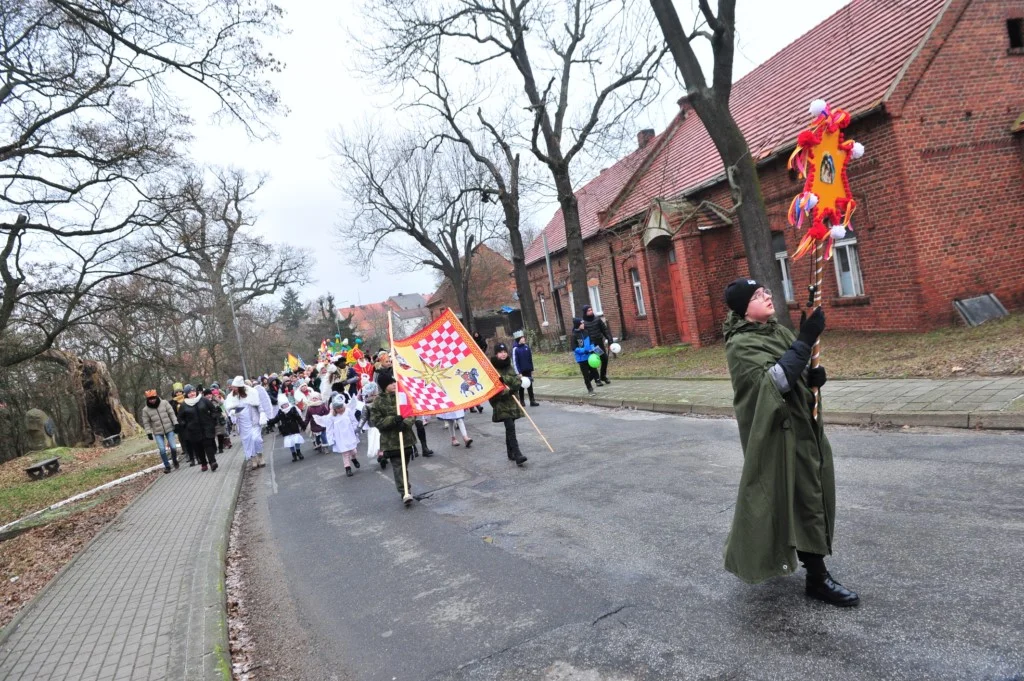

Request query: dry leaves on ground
[
  {"left": 227, "top": 492, "right": 258, "bottom": 681},
  {"left": 0, "top": 473, "right": 158, "bottom": 629}
]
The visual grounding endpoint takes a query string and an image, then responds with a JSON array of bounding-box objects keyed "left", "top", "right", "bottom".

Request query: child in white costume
[
  {"left": 437, "top": 409, "right": 472, "bottom": 448},
  {"left": 225, "top": 376, "right": 270, "bottom": 469},
  {"left": 315, "top": 395, "right": 362, "bottom": 477},
  {"left": 358, "top": 382, "right": 384, "bottom": 468}
]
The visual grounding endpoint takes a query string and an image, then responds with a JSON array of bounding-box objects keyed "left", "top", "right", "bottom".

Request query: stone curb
[
  {"left": 0, "top": 468, "right": 163, "bottom": 646},
  {"left": 535, "top": 393, "right": 1024, "bottom": 430}
]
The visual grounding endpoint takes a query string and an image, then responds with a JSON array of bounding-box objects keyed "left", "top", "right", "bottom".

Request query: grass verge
[
  {"left": 533, "top": 312, "right": 1024, "bottom": 380},
  {"left": 0, "top": 437, "right": 160, "bottom": 526}
]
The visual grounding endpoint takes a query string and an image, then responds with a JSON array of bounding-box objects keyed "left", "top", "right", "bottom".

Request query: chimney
[{"left": 637, "top": 129, "right": 655, "bottom": 149}]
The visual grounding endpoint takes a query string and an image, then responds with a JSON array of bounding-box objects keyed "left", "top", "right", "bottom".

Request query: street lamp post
[{"left": 228, "top": 293, "right": 249, "bottom": 378}]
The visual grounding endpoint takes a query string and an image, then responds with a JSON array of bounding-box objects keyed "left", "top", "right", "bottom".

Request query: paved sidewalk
[
  {"left": 533, "top": 376, "right": 1024, "bottom": 429},
  {"left": 0, "top": 445, "right": 246, "bottom": 681}
]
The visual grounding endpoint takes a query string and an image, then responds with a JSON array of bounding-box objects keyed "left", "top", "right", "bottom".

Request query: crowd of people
[{"left": 138, "top": 338, "right": 542, "bottom": 507}]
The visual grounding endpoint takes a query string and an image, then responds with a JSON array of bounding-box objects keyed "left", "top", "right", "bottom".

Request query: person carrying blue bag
[{"left": 571, "top": 317, "right": 600, "bottom": 395}]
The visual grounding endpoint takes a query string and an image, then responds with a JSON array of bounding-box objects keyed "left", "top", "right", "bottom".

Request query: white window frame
[
  {"left": 568, "top": 289, "right": 575, "bottom": 318},
  {"left": 775, "top": 251, "right": 795, "bottom": 302},
  {"left": 630, "top": 268, "right": 646, "bottom": 316},
  {"left": 588, "top": 284, "right": 603, "bottom": 315},
  {"left": 833, "top": 237, "right": 865, "bottom": 297},
  {"left": 539, "top": 295, "right": 549, "bottom": 325}
]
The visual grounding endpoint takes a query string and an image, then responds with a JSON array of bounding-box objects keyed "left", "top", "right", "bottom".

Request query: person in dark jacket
[
  {"left": 722, "top": 277, "right": 857, "bottom": 607},
  {"left": 511, "top": 335, "right": 539, "bottom": 406},
  {"left": 469, "top": 331, "right": 488, "bottom": 413},
  {"left": 268, "top": 397, "right": 306, "bottom": 461},
  {"left": 572, "top": 318, "right": 599, "bottom": 395},
  {"left": 177, "top": 385, "right": 220, "bottom": 471},
  {"left": 581, "top": 304, "right": 613, "bottom": 385},
  {"left": 489, "top": 343, "right": 527, "bottom": 466},
  {"left": 169, "top": 383, "right": 194, "bottom": 465},
  {"left": 375, "top": 361, "right": 433, "bottom": 457},
  {"left": 370, "top": 371, "right": 417, "bottom": 505}
]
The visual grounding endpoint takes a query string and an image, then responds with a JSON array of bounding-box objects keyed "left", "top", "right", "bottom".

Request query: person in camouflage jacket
[
  {"left": 489, "top": 343, "right": 527, "bottom": 466},
  {"left": 369, "top": 371, "right": 417, "bottom": 504}
]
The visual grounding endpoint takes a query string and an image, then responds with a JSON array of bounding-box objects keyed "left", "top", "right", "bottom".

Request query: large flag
[
  {"left": 391, "top": 309, "right": 503, "bottom": 416},
  {"left": 287, "top": 353, "right": 300, "bottom": 371}
]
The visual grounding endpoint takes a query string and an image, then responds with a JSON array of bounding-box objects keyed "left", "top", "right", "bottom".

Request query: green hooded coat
[
  {"left": 722, "top": 311, "right": 835, "bottom": 584},
  {"left": 488, "top": 360, "right": 523, "bottom": 422}
]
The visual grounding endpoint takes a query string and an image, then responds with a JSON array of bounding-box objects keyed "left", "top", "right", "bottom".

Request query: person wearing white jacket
[
  {"left": 225, "top": 376, "right": 270, "bottom": 469},
  {"left": 315, "top": 394, "right": 362, "bottom": 477}
]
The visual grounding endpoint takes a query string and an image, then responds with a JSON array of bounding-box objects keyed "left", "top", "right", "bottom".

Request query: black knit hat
[
  {"left": 494, "top": 343, "right": 509, "bottom": 354},
  {"left": 376, "top": 368, "right": 396, "bottom": 391},
  {"left": 725, "top": 277, "right": 762, "bottom": 317}
]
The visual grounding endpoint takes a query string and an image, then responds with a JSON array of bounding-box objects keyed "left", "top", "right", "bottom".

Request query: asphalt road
[{"left": 241, "top": 404, "right": 1024, "bottom": 681}]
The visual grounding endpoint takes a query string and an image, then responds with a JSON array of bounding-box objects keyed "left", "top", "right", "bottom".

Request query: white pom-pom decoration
[
  {"left": 609, "top": 342, "right": 622, "bottom": 355},
  {"left": 851, "top": 142, "right": 865, "bottom": 159},
  {"left": 521, "top": 377, "right": 532, "bottom": 389},
  {"left": 809, "top": 99, "right": 828, "bottom": 117},
  {"left": 830, "top": 225, "right": 847, "bottom": 241},
  {"left": 805, "top": 193, "right": 819, "bottom": 209}
]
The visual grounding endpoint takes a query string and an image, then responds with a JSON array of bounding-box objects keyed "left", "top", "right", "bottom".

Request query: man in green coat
[
  {"left": 370, "top": 371, "right": 417, "bottom": 506},
  {"left": 722, "top": 277, "right": 859, "bottom": 607},
  {"left": 489, "top": 343, "right": 528, "bottom": 466}
]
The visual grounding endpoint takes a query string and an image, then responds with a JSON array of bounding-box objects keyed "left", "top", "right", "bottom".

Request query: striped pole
[{"left": 810, "top": 239, "right": 825, "bottom": 421}]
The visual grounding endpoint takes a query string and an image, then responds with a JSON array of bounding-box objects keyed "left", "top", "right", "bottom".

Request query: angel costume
[
  {"left": 314, "top": 402, "right": 361, "bottom": 473},
  {"left": 225, "top": 380, "right": 271, "bottom": 467}
]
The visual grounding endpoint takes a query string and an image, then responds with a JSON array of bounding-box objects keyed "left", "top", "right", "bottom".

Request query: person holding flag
[
  {"left": 369, "top": 371, "right": 416, "bottom": 504},
  {"left": 489, "top": 343, "right": 527, "bottom": 466}
]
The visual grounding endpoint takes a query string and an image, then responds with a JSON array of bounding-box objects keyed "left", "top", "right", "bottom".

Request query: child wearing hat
[
  {"left": 489, "top": 343, "right": 527, "bottom": 466},
  {"left": 315, "top": 394, "right": 362, "bottom": 476},
  {"left": 267, "top": 396, "right": 305, "bottom": 462}
]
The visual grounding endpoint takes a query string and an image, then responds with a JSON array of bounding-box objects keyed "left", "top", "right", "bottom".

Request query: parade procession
[{"left": 2, "top": 0, "right": 1023, "bottom": 679}]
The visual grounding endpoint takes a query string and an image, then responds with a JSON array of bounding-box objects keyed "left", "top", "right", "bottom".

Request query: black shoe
[
  {"left": 601, "top": 377, "right": 610, "bottom": 384},
  {"left": 515, "top": 454, "right": 528, "bottom": 466},
  {"left": 594, "top": 380, "right": 604, "bottom": 387},
  {"left": 806, "top": 573, "right": 860, "bottom": 607},
  {"left": 164, "top": 467, "right": 172, "bottom": 474},
  {"left": 421, "top": 448, "right": 434, "bottom": 458},
  {"left": 211, "top": 463, "right": 218, "bottom": 471},
  {"left": 352, "top": 457, "right": 360, "bottom": 468},
  {"left": 345, "top": 467, "right": 353, "bottom": 477},
  {"left": 173, "top": 460, "right": 180, "bottom": 469},
  {"left": 292, "top": 453, "right": 298, "bottom": 461},
  {"left": 530, "top": 402, "right": 540, "bottom": 407},
  {"left": 379, "top": 456, "right": 387, "bottom": 470},
  {"left": 298, "top": 453, "right": 304, "bottom": 460},
  {"left": 189, "top": 461, "right": 196, "bottom": 467},
  {"left": 587, "top": 388, "right": 595, "bottom": 395}
]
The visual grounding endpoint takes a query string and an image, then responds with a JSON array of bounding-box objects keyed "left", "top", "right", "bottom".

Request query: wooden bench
[{"left": 25, "top": 457, "right": 61, "bottom": 480}]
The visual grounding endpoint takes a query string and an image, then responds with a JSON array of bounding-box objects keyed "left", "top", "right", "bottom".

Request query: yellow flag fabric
[
  {"left": 287, "top": 353, "right": 299, "bottom": 371},
  {"left": 392, "top": 309, "right": 503, "bottom": 416}
]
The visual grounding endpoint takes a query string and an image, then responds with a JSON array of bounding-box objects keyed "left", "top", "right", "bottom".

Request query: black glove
[
  {"left": 147, "top": 433, "right": 153, "bottom": 441},
  {"left": 797, "top": 307, "right": 826, "bottom": 346},
  {"left": 807, "top": 366, "right": 827, "bottom": 389}
]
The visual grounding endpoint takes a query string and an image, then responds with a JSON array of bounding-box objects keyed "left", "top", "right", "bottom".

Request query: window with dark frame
[{"left": 1009, "top": 18, "right": 1024, "bottom": 50}]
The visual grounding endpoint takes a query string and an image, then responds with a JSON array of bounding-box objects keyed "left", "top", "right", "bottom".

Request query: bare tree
[
  {"left": 149, "top": 167, "right": 310, "bottom": 377},
  {"left": 361, "top": 0, "right": 665, "bottom": 312},
  {"left": 0, "top": 0, "right": 286, "bottom": 367},
  {"left": 333, "top": 128, "right": 500, "bottom": 334},
  {"left": 648, "top": 0, "right": 789, "bottom": 326},
  {"left": 393, "top": 44, "right": 540, "bottom": 333}
]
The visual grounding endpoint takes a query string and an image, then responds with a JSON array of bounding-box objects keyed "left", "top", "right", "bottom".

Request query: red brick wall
[{"left": 887, "top": 0, "right": 1024, "bottom": 325}]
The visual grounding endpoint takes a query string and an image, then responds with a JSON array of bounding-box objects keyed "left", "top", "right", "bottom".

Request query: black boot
[
  {"left": 345, "top": 466, "right": 353, "bottom": 477},
  {"left": 292, "top": 451, "right": 298, "bottom": 462},
  {"left": 515, "top": 454, "right": 528, "bottom": 466},
  {"left": 352, "top": 457, "right": 360, "bottom": 468},
  {"left": 806, "top": 572, "right": 860, "bottom": 607}
]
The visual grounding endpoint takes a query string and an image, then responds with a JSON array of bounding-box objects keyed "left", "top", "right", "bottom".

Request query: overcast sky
[{"left": 188, "top": 0, "right": 852, "bottom": 308}]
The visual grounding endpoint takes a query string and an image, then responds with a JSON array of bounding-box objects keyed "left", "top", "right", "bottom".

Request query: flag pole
[
  {"left": 512, "top": 394, "right": 554, "bottom": 453},
  {"left": 388, "top": 311, "right": 414, "bottom": 503}
]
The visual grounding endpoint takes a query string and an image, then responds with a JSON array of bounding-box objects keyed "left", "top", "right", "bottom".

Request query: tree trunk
[
  {"left": 553, "top": 169, "right": 590, "bottom": 314},
  {"left": 502, "top": 200, "right": 540, "bottom": 334},
  {"left": 688, "top": 97, "right": 793, "bottom": 329},
  {"left": 450, "top": 269, "right": 474, "bottom": 335},
  {"left": 43, "top": 350, "right": 142, "bottom": 446}
]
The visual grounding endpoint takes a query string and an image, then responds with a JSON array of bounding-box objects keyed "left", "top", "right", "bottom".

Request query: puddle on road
[{"left": 555, "top": 404, "right": 674, "bottom": 421}]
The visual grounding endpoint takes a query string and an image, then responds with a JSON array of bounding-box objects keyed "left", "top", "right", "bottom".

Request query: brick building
[
  {"left": 426, "top": 244, "right": 522, "bottom": 337},
  {"left": 524, "top": 0, "right": 1024, "bottom": 347}
]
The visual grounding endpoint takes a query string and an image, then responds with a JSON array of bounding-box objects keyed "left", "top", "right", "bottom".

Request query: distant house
[
  {"left": 338, "top": 293, "right": 432, "bottom": 344},
  {"left": 524, "top": 0, "right": 1024, "bottom": 347},
  {"left": 427, "top": 244, "right": 521, "bottom": 339}
]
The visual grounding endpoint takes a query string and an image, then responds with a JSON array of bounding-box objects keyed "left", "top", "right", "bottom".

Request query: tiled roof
[
  {"left": 388, "top": 293, "right": 428, "bottom": 310},
  {"left": 522, "top": 141, "right": 657, "bottom": 265},
  {"left": 525, "top": 0, "right": 948, "bottom": 264}
]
